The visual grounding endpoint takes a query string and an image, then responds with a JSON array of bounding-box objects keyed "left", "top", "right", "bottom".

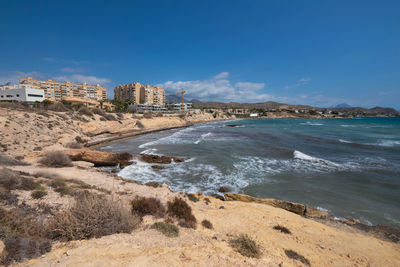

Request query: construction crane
[{"left": 176, "top": 88, "right": 186, "bottom": 109}]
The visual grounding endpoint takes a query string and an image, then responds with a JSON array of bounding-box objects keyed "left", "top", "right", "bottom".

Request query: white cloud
[
  {"left": 53, "top": 74, "right": 111, "bottom": 85},
  {"left": 298, "top": 78, "right": 311, "bottom": 84},
  {"left": 285, "top": 77, "right": 311, "bottom": 89},
  {"left": 214, "top": 72, "right": 229, "bottom": 79},
  {"left": 157, "top": 72, "right": 271, "bottom": 102}
]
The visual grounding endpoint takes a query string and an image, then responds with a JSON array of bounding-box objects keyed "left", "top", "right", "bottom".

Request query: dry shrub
[
  {"left": 0, "top": 152, "right": 29, "bottom": 166},
  {"left": 46, "top": 192, "right": 139, "bottom": 241},
  {"left": 284, "top": 249, "right": 310, "bottom": 266},
  {"left": 131, "top": 196, "right": 165, "bottom": 218},
  {"left": 229, "top": 234, "right": 261, "bottom": 258},
  {"left": 201, "top": 219, "right": 213, "bottom": 229},
  {"left": 102, "top": 113, "right": 116, "bottom": 121},
  {"left": 186, "top": 193, "right": 199, "bottom": 202},
  {"left": 0, "top": 187, "right": 18, "bottom": 205},
  {"left": 136, "top": 121, "right": 144, "bottom": 128},
  {"left": 47, "top": 178, "right": 75, "bottom": 196},
  {"left": 91, "top": 108, "right": 106, "bottom": 116},
  {"left": 143, "top": 112, "right": 152, "bottom": 119},
  {"left": 273, "top": 225, "right": 291, "bottom": 234},
  {"left": 31, "top": 190, "right": 47, "bottom": 199},
  {"left": 151, "top": 222, "right": 179, "bottom": 237},
  {"left": 33, "top": 171, "right": 63, "bottom": 180},
  {"left": 167, "top": 197, "right": 197, "bottom": 229},
  {"left": 116, "top": 113, "right": 124, "bottom": 119},
  {"left": 145, "top": 181, "right": 161, "bottom": 188},
  {"left": 0, "top": 168, "right": 41, "bottom": 191},
  {"left": 65, "top": 142, "right": 83, "bottom": 149},
  {"left": 78, "top": 107, "right": 93, "bottom": 117},
  {"left": 47, "top": 102, "right": 69, "bottom": 112},
  {"left": 0, "top": 208, "right": 51, "bottom": 266},
  {"left": 38, "top": 151, "right": 73, "bottom": 168}
]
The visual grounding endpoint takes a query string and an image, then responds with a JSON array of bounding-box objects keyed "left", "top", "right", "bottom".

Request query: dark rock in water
[
  {"left": 211, "top": 193, "right": 225, "bottom": 201},
  {"left": 151, "top": 165, "right": 165, "bottom": 170},
  {"left": 226, "top": 124, "right": 243, "bottom": 127},
  {"left": 111, "top": 169, "right": 119, "bottom": 173},
  {"left": 218, "top": 186, "right": 231, "bottom": 193},
  {"left": 119, "top": 161, "right": 134, "bottom": 169},
  {"left": 140, "top": 154, "right": 184, "bottom": 164}
]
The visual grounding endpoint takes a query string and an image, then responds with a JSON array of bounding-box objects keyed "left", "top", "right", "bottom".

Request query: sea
[{"left": 99, "top": 117, "right": 400, "bottom": 227}]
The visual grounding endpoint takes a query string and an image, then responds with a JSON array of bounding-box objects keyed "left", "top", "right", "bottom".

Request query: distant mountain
[
  {"left": 334, "top": 103, "right": 352, "bottom": 108},
  {"left": 165, "top": 95, "right": 202, "bottom": 104}
]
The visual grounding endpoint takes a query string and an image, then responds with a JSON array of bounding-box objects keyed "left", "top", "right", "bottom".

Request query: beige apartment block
[
  {"left": 114, "top": 82, "right": 145, "bottom": 104},
  {"left": 114, "top": 82, "right": 165, "bottom": 105},
  {"left": 19, "top": 77, "right": 106, "bottom": 101},
  {"left": 144, "top": 85, "right": 165, "bottom": 105}
]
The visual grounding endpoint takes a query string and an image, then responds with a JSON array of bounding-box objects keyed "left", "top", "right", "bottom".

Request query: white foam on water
[
  {"left": 293, "top": 150, "right": 317, "bottom": 161},
  {"left": 194, "top": 132, "right": 214, "bottom": 144},
  {"left": 376, "top": 140, "right": 400, "bottom": 147},
  {"left": 339, "top": 139, "right": 352, "bottom": 143},
  {"left": 300, "top": 121, "right": 324, "bottom": 126},
  {"left": 140, "top": 148, "right": 159, "bottom": 155},
  {"left": 316, "top": 206, "right": 329, "bottom": 212}
]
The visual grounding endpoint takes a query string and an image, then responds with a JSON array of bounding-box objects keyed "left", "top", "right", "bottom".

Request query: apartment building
[
  {"left": 19, "top": 77, "right": 106, "bottom": 101},
  {"left": 114, "top": 82, "right": 165, "bottom": 106},
  {"left": 114, "top": 82, "right": 145, "bottom": 104},
  {"left": 144, "top": 85, "right": 165, "bottom": 106}
]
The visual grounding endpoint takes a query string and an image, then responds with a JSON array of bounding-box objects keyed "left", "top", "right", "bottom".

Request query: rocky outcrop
[
  {"left": 65, "top": 148, "right": 133, "bottom": 167},
  {"left": 224, "top": 193, "right": 329, "bottom": 218},
  {"left": 218, "top": 186, "right": 231, "bottom": 193},
  {"left": 140, "top": 154, "right": 184, "bottom": 164}
]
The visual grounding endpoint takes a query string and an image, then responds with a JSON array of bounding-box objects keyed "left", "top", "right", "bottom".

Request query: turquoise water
[{"left": 100, "top": 117, "right": 400, "bottom": 226}]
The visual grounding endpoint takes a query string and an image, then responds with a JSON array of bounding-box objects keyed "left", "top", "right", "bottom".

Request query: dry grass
[
  {"left": 38, "top": 151, "right": 73, "bottom": 168},
  {"left": 0, "top": 152, "right": 29, "bottom": 166},
  {"left": 273, "top": 225, "right": 291, "bottom": 234},
  {"left": 91, "top": 108, "right": 106, "bottom": 116},
  {"left": 151, "top": 222, "right": 179, "bottom": 237},
  {"left": 167, "top": 197, "right": 197, "bottom": 229},
  {"left": 284, "top": 249, "right": 311, "bottom": 266},
  {"left": 46, "top": 192, "right": 140, "bottom": 241},
  {"left": 131, "top": 196, "right": 166, "bottom": 218},
  {"left": 201, "top": 219, "right": 213, "bottom": 229},
  {"left": 229, "top": 234, "right": 261, "bottom": 258}
]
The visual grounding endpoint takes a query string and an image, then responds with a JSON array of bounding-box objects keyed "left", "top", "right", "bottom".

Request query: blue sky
[{"left": 0, "top": 0, "right": 399, "bottom": 108}]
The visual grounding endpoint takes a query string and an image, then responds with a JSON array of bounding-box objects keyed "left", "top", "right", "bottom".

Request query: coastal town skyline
[{"left": 1, "top": 0, "right": 399, "bottom": 109}]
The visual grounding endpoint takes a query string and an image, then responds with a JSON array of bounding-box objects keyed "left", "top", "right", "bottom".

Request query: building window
[
  {"left": 16, "top": 94, "right": 20, "bottom": 97},
  {"left": 27, "top": 94, "right": 44, "bottom": 98}
]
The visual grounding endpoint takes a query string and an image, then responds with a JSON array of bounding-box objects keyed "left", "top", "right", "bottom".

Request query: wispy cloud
[
  {"left": 61, "top": 67, "right": 86, "bottom": 73},
  {"left": 285, "top": 77, "right": 311, "bottom": 90},
  {"left": 157, "top": 72, "right": 271, "bottom": 102},
  {"left": 53, "top": 74, "right": 111, "bottom": 85},
  {"left": 41, "top": 57, "right": 56, "bottom": 62},
  {"left": 0, "top": 71, "right": 46, "bottom": 85}
]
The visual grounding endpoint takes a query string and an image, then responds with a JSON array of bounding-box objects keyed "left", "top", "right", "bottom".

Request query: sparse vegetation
[
  {"left": 91, "top": 108, "right": 106, "bottom": 116},
  {"left": 131, "top": 196, "right": 166, "bottom": 218},
  {"left": 31, "top": 190, "right": 47, "bottom": 199},
  {"left": 0, "top": 152, "right": 29, "bottom": 166},
  {"left": 186, "top": 193, "right": 200, "bottom": 202},
  {"left": 284, "top": 249, "right": 310, "bottom": 266},
  {"left": 46, "top": 192, "right": 139, "bottom": 241},
  {"left": 273, "top": 225, "right": 291, "bottom": 234},
  {"left": 167, "top": 197, "right": 197, "bottom": 229},
  {"left": 151, "top": 222, "right": 179, "bottom": 237},
  {"left": 38, "top": 151, "right": 73, "bottom": 168},
  {"left": 102, "top": 113, "right": 117, "bottom": 121},
  {"left": 229, "top": 234, "right": 261, "bottom": 258},
  {"left": 47, "top": 178, "right": 74, "bottom": 196},
  {"left": 0, "top": 168, "right": 41, "bottom": 191},
  {"left": 201, "top": 219, "right": 213, "bottom": 229}
]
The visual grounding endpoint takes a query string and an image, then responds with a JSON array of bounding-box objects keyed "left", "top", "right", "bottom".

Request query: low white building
[
  {"left": 0, "top": 84, "right": 45, "bottom": 102},
  {"left": 249, "top": 113, "right": 259, "bottom": 117}
]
